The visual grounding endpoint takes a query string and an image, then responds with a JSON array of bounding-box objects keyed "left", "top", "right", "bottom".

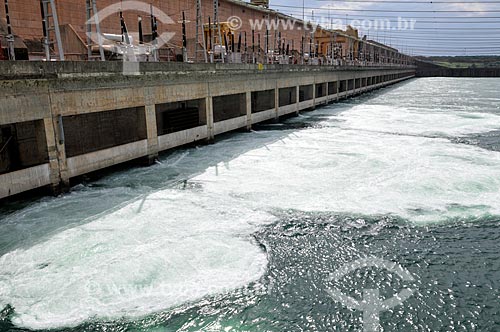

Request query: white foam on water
[
  {"left": 0, "top": 190, "right": 272, "bottom": 329},
  {"left": 196, "top": 126, "right": 500, "bottom": 222},
  {"left": 334, "top": 103, "right": 500, "bottom": 137},
  {"left": 1, "top": 78, "right": 500, "bottom": 329}
]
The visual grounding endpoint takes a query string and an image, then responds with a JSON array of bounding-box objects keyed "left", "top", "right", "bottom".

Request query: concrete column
[
  {"left": 51, "top": 115, "right": 70, "bottom": 194},
  {"left": 144, "top": 87, "right": 159, "bottom": 164},
  {"left": 42, "top": 117, "right": 66, "bottom": 194},
  {"left": 144, "top": 104, "right": 159, "bottom": 163},
  {"left": 295, "top": 85, "right": 300, "bottom": 115},
  {"left": 312, "top": 82, "right": 316, "bottom": 108},
  {"left": 206, "top": 96, "right": 215, "bottom": 141},
  {"left": 274, "top": 87, "right": 279, "bottom": 120},
  {"left": 246, "top": 91, "right": 252, "bottom": 130},
  {"left": 326, "top": 82, "right": 331, "bottom": 103}
]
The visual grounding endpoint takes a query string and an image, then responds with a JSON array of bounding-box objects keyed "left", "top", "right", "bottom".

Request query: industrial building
[{"left": 0, "top": 0, "right": 412, "bottom": 65}]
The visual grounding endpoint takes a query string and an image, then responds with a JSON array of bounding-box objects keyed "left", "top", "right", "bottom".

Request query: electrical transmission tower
[
  {"left": 86, "top": 0, "right": 105, "bottom": 61},
  {"left": 195, "top": 0, "right": 208, "bottom": 63},
  {"left": 40, "top": 0, "right": 64, "bottom": 60}
]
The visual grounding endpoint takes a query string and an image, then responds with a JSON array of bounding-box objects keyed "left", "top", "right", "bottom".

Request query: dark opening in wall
[
  {"left": 251, "top": 89, "right": 275, "bottom": 113},
  {"left": 348, "top": 79, "right": 354, "bottom": 91},
  {"left": 299, "top": 84, "right": 313, "bottom": 102},
  {"left": 64, "top": 107, "right": 147, "bottom": 158},
  {"left": 328, "top": 81, "right": 338, "bottom": 95},
  {"left": 315, "top": 83, "right": 326, "bottom": 98},
  {"left": 355, "top": 78, "right": 361, "bottom": 89},
  {"left": 213, "top": 93, "right": 247, "bottom": 122},
  {"left": 279, "top": 87, "right": 297, "bottom": 107},
  {"left": 339, "top": 80, "right": 347, "bottom": 92},
  {"left": 156, "top": 99, "right": 206, "bottom": 136},
  {"left": 362, "top": 77, "right": 367, "bottom": 87},
  {"left": 0, "top": 120, "right": 48, "bottom": 175}
]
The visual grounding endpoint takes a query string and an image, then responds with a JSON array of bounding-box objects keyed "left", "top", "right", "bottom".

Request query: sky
[{"left": 264, "top": 0, "right": 500, "bottom": 56}]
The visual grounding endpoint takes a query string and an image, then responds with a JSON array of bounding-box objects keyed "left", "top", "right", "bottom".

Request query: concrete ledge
[
  {"left": 0, "top": 81, "right": 52, "bottom": 125},
  {"left": 251, "top": 109, "right": 276, "bottom": 124},
  {"left": 278, "top": 104, "right": 298, "bottom": 116},
  {"left": 327, "top": 94, "right": 338, "bottom": 102},
  {"left": 67, "top": 140, "right": 148, "bottom": 178},
  {"left": 158, "top": 126, "right": 208, "bottom": 151},
  {"left": 298, "top": 100, "right": 315, "bottom": 110},
  {"left": 0, "top": 164, "right": 51, "bottom": 199},
  {"left": 316, "top": 96, "right": 328, "bottom": 105},
  {"left": 0, "top": 61, "right": 417, "bottom": 80},
  {"left": 213, "top": 115, "right": 248, "bottom": 136}
]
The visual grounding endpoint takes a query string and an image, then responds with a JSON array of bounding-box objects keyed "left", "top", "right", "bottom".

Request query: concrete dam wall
[{"left": 0, "top": 62, "right": 415, "bottom": 199}]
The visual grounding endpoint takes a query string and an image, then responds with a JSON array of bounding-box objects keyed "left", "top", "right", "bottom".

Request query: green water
[{"left": 1, "top": 78, "right": 500, "bottom": 331}]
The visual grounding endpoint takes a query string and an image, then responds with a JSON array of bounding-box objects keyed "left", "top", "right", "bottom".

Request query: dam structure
[
  {"left": 0, "top": 61, "right": 415, "bottom": 199},
  {"left": 0, "top": 0, "right": 417, "bottom": 199}
]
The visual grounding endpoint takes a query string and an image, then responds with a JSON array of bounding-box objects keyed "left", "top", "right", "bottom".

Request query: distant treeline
[
  {"left": 416, "top": 59, "right": 500, "bottom": 77},
  {"left": 415, "top": 56, "right": 500, "bottom": 69}
]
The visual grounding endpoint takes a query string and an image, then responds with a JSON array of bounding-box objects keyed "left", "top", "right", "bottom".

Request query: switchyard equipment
[
  {"left": 85, "top": 0, "right": 105, "bottom": 61},
  {"left": 213, "top": 0, "right": 224, "bottom": 63},
  {"left": 195, "top": 0, "right": 208, "bottom": 63},
  {"left": 40, "top": 0, "right": 64, "bottom": 60},
  {"left": 3, "top": 0, "right": 15, "bottom": 60}
]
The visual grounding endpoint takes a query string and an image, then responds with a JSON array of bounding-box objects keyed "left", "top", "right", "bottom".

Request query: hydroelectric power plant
[
  {"left": 0, "top": 0, "right": 415, "bottom": 198},
  {"left": 1, "top": 0, "right": 500, "bottom": 331}
]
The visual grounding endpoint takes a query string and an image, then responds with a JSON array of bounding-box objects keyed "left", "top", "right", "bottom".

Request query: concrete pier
[{"left": 0, "top": 62, "right": 415, "bottom": 199}]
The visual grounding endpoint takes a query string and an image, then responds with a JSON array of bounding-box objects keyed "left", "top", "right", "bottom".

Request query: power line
[
  {"left": 272, "top": 4, "right": 500, "bottom": 12},
  {"left": 361, "top": 35, "right": 500, "bottom": 40},
  {"left": 373, "top": 20, "right": 500, "bottom": 23},
  {"left": 412, "top": 49, "right": 500, "bottom": 51},
  {"left": 358, "top": 30, "right": 500, "bottom": 34},
  {"left": 316, "top": 0, "right": 500, "bottom": 3},
  {"left": 276, "top": 8, "right": 500, "bottom": 19},
  {"left": 365, "top": 27, "right": 500, "bottom": 29},
  {"left": 412, "top": 49, "right": 500, "bottom": 52},
  {"left": 321, "top": 17, "right": 500, "bottom": 23},
  {"left": 264, "top": 3, "right": 500, "bottom": 55},
  {"left": 389, "top": 46, "right": 500, "bottom": 49}
]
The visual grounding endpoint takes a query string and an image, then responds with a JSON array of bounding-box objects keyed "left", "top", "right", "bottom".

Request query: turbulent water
[{"left": 1, "top": 78, "right": 500, "bottom": 331}]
